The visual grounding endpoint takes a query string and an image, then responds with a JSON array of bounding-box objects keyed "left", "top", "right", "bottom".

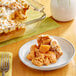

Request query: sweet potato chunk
[
  {"left": 42, "top": 39, "right": 51, "bottom": 45},
  {"left": 49, "top": 52, "right": 57, "bottom": 63},
  {"left": 45, "top": 51, "right": 57, "bottom": 63},
  {"left": 30, "top": 45, "right": 38, "bottom": 52},
  {"left": 26, "top": 50, "right": 35, "bottom": 60},
  {"left": 26, "top": 54, "right": 32, "bottom": 60},
  {"left": 51, "top": 46, "right": 63, "bottom": 59},
  {"left": 56, "top": 46, "right": 63, "bottom": 59},
  {"left": 39, "top": 45, "right": 50, "bottom": 53},
  {"left": 35, "top": 51, "right": 44, "bottom": 59},
  {"left": 44, "top": 57, "right": 50, "bottom": 66},
  {"left": 32, "top": 57, "right": 43, "bottom": 66},
  {"left": 37, "top": 35, "right": 52, "bottom": 46}
]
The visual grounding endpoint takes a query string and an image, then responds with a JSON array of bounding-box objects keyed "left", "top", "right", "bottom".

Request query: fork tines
[{"left": 1, "top": 54, "right": 9, "bottom": 71}]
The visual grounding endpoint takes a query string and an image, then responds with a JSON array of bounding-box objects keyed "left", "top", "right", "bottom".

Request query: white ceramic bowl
[{"left": 19, "top": 36, "right": 75, "bottom": 70}]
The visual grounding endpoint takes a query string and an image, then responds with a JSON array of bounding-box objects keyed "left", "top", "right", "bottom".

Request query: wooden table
[{"left": 0, "top": 0, "right": 76, "bottom": 76}]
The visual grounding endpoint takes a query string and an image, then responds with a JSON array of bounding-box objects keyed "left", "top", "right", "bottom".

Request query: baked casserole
[{"left": 0, "top": 0, "right": 29, "bottom": 42}]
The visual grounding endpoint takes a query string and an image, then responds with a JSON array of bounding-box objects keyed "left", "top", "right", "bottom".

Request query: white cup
[{"left": 51, "top": 0, "right": 76, "bottom": 22}]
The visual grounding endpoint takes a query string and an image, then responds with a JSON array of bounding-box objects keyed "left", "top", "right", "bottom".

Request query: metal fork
[{"left": 0, "top": 54, "right": 9, "bottom": 76}]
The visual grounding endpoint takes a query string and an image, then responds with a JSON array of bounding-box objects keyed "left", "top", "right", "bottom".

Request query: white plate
[{"left": 19, "top": 36, "right": 75, "bottom": 70}]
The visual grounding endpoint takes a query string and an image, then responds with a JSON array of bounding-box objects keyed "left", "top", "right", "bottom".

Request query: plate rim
[{"left": 18, "top": 36, "right": 75, "bottom": 70}]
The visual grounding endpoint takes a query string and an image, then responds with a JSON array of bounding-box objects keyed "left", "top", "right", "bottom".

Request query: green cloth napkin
[{"left": 0, "top": 17, "right": 60, "bottom": 47}]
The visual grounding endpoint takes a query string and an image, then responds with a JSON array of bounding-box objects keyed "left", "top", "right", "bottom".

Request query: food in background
[{"left": 0, "top": 0, "right": 29, "bottom": 42}]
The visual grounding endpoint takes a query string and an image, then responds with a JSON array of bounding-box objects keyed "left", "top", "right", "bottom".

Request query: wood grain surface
[{"left": 0, "top": 0, "right": 76, "bottom": 76}]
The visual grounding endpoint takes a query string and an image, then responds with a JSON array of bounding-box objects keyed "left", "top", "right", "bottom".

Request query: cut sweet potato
[
  {"left": 26, "top": 50, "right": 35, "bottom": 60},
  {"left": 32, "top": 57, "right": 43, "bottom": 66},
  {"left": 37, "top": 35, "right": 52, "bottom": 46},
  {"left": 30, "top": 45, "right": 38, "bottom": 51},
  {"left": 45, "top": 51, "right": 57, "bottom": 63},
  {"left": 42, "top": 39, "right": 51, "bottom": 45},
  {"left": 39, "top": 45, "right": 50, "bottom": 53},
  {"left": 51, "top": 45, "right": 63, "bottom": 59},
  {"left": 44, "top": 57, "right": 50, "bottom": 66}
]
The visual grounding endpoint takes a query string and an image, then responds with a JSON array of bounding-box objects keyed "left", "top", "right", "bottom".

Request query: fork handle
[{"left": 2, "top": 71, "right": 5, "bottom": 76}]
